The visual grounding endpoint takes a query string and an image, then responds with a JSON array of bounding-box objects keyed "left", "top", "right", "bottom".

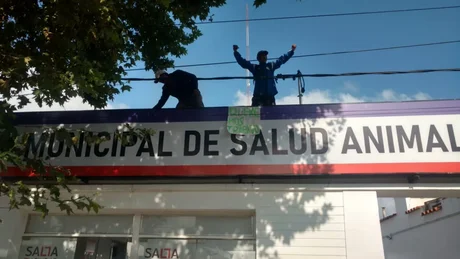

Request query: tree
[{"left": 0, "top": 0, "right": 270, "bottom": 216}]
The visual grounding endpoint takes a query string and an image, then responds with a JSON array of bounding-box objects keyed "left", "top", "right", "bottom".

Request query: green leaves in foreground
[{"left": 0, "top": 124, "right": 155, "bottom": 217}]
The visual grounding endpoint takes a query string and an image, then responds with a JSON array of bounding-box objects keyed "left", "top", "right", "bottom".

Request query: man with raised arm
[
  {"left": 152, "top": 69, "right": 204, "bottom": 110},
  {"left": 233, "top": 44, "right": 296, "bottom": 106}
]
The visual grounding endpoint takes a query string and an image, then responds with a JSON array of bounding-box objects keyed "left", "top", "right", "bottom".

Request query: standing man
[
  {"left": 233, "top": 44, "right": 296, "bottom": 106},
  {"left": 152, "top": 69, "right": 204, "bottom": 110}
]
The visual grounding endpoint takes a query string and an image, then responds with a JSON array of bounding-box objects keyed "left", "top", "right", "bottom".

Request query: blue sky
[
  {"left": 115, "top": 0, "right": 460, "bottom": 109},
  {"left": 14, "top": 0, "right": 460, "bottom": 111}
]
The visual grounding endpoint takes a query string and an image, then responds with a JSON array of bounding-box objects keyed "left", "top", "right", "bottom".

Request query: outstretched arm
[
  {"left": 153, "top": 90, "right": 169, "bottom": 110},
  {"left": 272, "top": 44, "right": 296, "bottom": 70},
  {"left": 233, "top": 45, "right": 255, "bottom": 73}
]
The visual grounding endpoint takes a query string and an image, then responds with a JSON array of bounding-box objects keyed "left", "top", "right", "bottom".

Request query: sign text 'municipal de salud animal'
[{"left": 21, "top": 116, "right": 460, "bottom": 166}]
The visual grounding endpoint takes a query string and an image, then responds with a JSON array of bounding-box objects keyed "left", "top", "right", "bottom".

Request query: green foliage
[
  {"left": 0, "top": 0, "right": 232, "bottom": 109},
  {"left": 0, "top": 124, "right": 155, "bottom": 217},
  {"left": 253, "top": 0, "right": 268, "bottom": 7},
  {"left": 0, "top": 0, "right": 272, "bottom": 217}
]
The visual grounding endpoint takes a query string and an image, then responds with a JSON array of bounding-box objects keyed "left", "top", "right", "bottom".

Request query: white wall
[
  {"left": 380, "top": 198, "right": 460, "bottom": 259},
  {"left": 0, "top": 184, "right": 385, "bottom": 259},
  {"left": 377, "top": 198, "right": 396, "bottom": 218},
  {"left": 344, "top": 192, "right": 385, "bottom": 259},
  {"left": 0, "top": 198, "right": 28, "bottom": 259}
]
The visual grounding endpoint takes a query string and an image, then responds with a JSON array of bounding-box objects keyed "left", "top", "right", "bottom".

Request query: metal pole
[
  {"left": 297, "top": 70, "right": 303, "bottom": 105},
  {"left": 245, "top": 4, "right": 251, "bottom": 106}
]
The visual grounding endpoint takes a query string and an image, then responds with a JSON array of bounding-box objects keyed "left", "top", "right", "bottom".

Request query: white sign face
[
  {"left": 9, "top": 114, "right": 460, "bottom": 176},
  {"left": 19, "top": 237, "right": 77, "bottom": 259}
]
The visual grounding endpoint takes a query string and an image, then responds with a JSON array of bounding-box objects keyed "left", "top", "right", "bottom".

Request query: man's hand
[
  {"left": 233, "top": 45, "right": 239, "bottom": 51},
  {"left": 291, "top": 44, "right": 296, "bottom": 51}
]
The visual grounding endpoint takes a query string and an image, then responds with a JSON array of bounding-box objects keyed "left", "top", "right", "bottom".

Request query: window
[
  {"left": 139, "top": 215, "right": 256, "bottom": 259},
  {"left": 195, "top": 239, "right": 255, "bottom": 259},
  {"left": 140, "top": 238, "right": 194, "bottom": 259},
  {"left": 19, "top": 213, "right": 256, "bottom": 259},
  {"left": 140, "top": 215, "right": 254, "bottom": 238},
  {"left": 20, "top": 237, "right": 77, "bottom": 259},
  {"left": 423, "top": 198, "right": 442, "bottom": 211},
  {"left": 25, "top": 215, "right": 133, "bottom": 235},
  {"left": 20, "top": 237, "right": 132, "bottom": 259},
  {"left": 139, "top": 239, "right": 256, "bottom": 259},
  {"left": 20, "top": 215, "right": 134, "bottom": 259}
]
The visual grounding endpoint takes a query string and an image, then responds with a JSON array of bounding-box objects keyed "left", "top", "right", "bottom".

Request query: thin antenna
[{"left": 245, "top": 3, "right": 251, "bottom": 105}]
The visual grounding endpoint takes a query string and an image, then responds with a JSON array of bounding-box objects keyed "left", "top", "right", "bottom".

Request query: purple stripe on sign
[{"left": 12, "top": 99, "right": 460, "bottom": 125}]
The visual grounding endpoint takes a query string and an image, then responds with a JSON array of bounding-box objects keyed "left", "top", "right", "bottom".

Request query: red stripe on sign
[{"left": 5, "top": 162, "right": 460, "bottom": 177}]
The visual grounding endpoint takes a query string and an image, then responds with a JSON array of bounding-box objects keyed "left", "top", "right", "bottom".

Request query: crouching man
[{"left": 152, "top": 69, "right": 204, "bottom": 109}]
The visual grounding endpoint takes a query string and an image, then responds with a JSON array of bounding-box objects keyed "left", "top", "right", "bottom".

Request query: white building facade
[
  {"left": 1, "top": 99, "right": 459, "bottom": 259},
  {"left": 1, "top": 185, "right": 385, "bottom": 259},
  {"left": 379, "top": 197, "right": 460, "bottom": 259}
]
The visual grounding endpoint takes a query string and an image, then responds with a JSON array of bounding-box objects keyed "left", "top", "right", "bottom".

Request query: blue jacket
[{"left": 234, "top": 50, "right": 294, "bottom": 97}]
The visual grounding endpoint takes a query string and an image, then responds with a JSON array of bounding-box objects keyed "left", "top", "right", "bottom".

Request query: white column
[
  {"left": 343, "top": 191, "right": 385, "bottom": 259},
  {"left": 394, "top": 198, "right": 408, "bottom": 214},
  {"left": 129, "top": 214, "right": 141, "bottom": 259},
  {"left": 0, "top": 208, "right": 28, "bottom": 259}
]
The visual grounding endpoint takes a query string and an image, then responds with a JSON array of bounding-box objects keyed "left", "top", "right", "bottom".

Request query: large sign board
[{"left": 6, "top": 100, "right": 460, "bottom": 177}]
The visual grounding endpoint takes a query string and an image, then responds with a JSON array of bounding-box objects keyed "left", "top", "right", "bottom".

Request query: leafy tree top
[{"left": 0, "top": 0, "right": 272, "bottom": 216}]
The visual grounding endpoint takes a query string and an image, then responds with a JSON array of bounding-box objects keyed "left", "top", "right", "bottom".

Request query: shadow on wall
[
  {"left": 21, "top": 189, "right": 340, "bottom": 259},
  {"left": 87, "top": 190, "right": 340, "bottom": 258},
  {"left": 141, "top": 191, "right": 339, "bottom": 259},
  {"left": 97, "top": 103, "right": 346, "bottom": 258},
  {"left": 269, "top": 102, "right": 345, "bottom": 175}
]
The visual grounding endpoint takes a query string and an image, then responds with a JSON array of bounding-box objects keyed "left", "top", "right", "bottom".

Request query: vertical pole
[
  {"left": 297, "top": 71, "right": 303, "bottom": 105},
  {"left": 246, "top": 3, "right": 251, "bottom": 106},
  {"left": 129, "top": 214, "right": 141, "bottom": 259}
]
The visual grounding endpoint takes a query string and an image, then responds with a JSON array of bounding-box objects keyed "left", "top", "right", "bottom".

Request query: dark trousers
[
  {"left": 176, "top": 89, "right": 205, "bottom": 109},
  {"left": 251, "top": 95, "right": 276, "bottom": 107}
]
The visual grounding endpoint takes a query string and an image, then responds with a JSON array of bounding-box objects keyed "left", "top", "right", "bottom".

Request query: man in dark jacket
[
  {"left": 233, "top": 44, "right": 296, "bottom": 106},
  {"left": 152, "top": 69, "right": 204, "bottom": 110}
]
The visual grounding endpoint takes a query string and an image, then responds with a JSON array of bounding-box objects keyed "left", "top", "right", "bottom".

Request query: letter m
[
  {"left": 396, "top": 125, "right": 423, "bottom": 152},
  {"left": 24, "top": 134, "right": 47, "bottom": 158}
]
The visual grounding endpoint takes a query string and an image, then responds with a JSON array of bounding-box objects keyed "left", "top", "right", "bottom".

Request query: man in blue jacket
[
  {"left": 233, "top": 44, "right": 296, "bottom": 106},
  {"left": 152, "top": 69, "right": 204, "bottom": 110}
]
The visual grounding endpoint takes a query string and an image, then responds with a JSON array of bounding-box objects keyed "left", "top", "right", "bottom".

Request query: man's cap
[
  {"left": 257, "top": 50, "right": 269, "bottom": 59},
  {"left": 154, "top": 70, "right": 167, "bottom": 83}
]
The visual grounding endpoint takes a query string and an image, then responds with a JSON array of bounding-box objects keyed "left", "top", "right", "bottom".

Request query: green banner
[{"left": 227, "top": 106, "right": 261, "bottom": 135}]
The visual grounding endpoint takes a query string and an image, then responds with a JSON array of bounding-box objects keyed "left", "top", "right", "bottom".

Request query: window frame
[
  {"left": 22, "top": 213, "right": 135, "bottom": 238},
  {"left": 138, "top": 213, "right": 256, "bottom": 240},
  {"left": 19, "top": 211, "right": 256, "bottom": 259}
]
